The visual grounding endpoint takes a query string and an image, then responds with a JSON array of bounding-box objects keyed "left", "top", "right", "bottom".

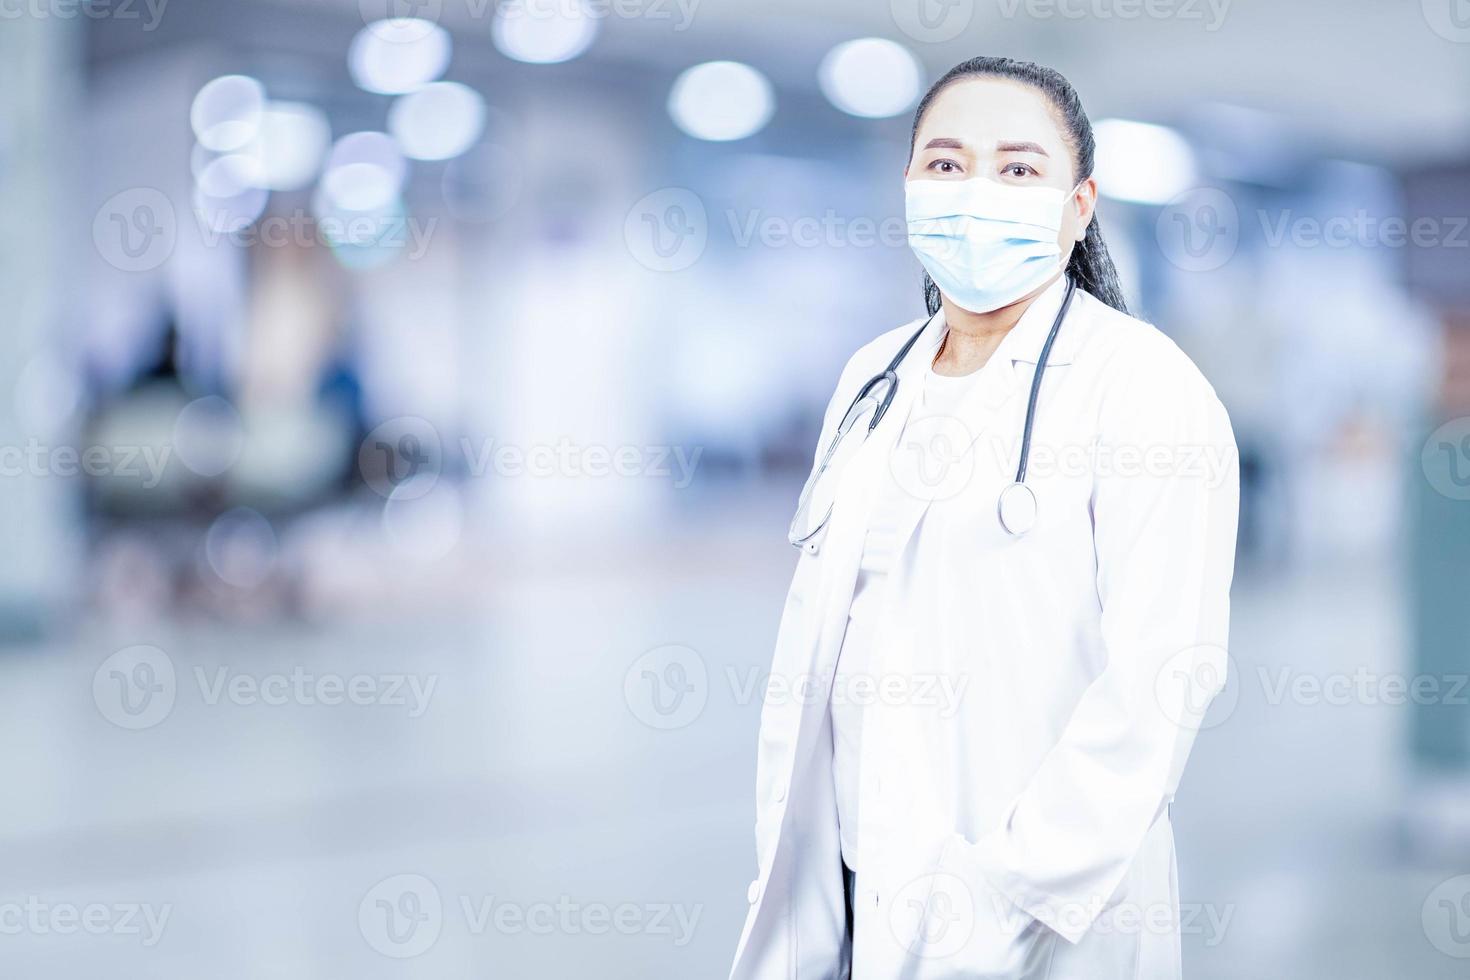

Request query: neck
[{"left": 933, "top": 273, "right": 1064, "bottom": 376}]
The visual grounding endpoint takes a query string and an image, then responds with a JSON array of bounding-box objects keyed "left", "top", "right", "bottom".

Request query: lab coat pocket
[{"left": 898, "top": 835, "right": 1054, "bottom": 979}]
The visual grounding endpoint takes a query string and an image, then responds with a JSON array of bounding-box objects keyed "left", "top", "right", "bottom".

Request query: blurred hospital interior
[{"left": 2, "top": 0, "right": 1470, "bottom": 976}]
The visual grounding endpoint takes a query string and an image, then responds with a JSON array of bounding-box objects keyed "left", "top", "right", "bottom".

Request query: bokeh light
[
  {"left": 1094, "top": 118, "right": 1198, "bottom": 204},
  {"left": 192, "top": 154, "right": 270, "bottom": 233},
  {"left": 668, "top": 61, "right": 774, "bottom": 142},
  {"left": 321, "top": 131, "right": 407, "bottom": 213},
  {"left": 190, "top": 74, "right": 266, "bottom": 152},
  {"left": 311, "top": 184, "right": 413, "bottom": 270},
  {"left": 818, "top": 38, "right": 922, "bottom": 119},
  {"left": 203, "top": 507, "right": 278, "bottom": 590},
  {"left": 240, "top": 101, "right": 331, "bottom": 191},
  {"left": 388, "top": 82, "right": 486, "bottom": 162},
  {"left": 492, "top": 0, "right": 598, "bottom": 64},
  {"left": 348, "top": 18, "right": 451, "bottom": 95}
]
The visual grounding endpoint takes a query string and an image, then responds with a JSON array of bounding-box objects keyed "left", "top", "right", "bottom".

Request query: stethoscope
[{"left": 788, "top": 276, "right": 1078, "bottom": 552}]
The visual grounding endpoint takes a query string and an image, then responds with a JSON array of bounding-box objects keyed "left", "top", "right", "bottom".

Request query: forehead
[{"left": 916, "top": 77, "right": 1067, "bottom": 153}]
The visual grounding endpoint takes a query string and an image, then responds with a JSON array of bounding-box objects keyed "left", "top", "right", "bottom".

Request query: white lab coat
[{"left": 730, "top": 281, "right": 1239, "bottom": 980}]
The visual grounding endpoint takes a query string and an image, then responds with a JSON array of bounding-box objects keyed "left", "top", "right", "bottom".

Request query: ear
[{"left": 1071, "top": 177, "right": 1098, "bottom": 243}]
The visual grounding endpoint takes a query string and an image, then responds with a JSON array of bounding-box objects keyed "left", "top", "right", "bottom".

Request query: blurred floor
[{"left": 0, "top": 486, "right": 1461, "bottom": 978}]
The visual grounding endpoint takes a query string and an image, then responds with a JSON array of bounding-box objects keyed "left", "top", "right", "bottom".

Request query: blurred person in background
[{"left": 734, "top": 58, "right": 1238, "bottom": 980}]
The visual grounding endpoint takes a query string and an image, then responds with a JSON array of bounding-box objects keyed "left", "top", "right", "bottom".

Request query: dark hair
[{"left": 909, "top": 56, "right": 1129, "bottom": 316}]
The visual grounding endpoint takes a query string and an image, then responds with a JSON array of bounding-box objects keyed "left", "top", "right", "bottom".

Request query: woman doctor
[{"left": 730, "top": 57, "right": 1239, "bottom": 980}]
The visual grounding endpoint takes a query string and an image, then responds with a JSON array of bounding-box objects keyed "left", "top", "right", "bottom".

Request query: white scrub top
[{"left": 832, "top": 363, "right": 980, "bottom": 872}]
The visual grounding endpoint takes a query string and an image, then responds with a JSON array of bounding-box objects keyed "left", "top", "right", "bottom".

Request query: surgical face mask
[{"left": 906, "top": 177, "right": 1073, "bottom": 314}]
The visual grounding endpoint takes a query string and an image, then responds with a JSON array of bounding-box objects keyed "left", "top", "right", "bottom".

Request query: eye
[
  {"left": 927, "top": 158, "right": 963, "bottom": 175},
  {"left": 1001, "top": 163, "right": 1038, "bottom": 178}
]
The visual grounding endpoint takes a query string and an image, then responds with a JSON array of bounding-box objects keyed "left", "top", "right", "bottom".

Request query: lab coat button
[
  {"left": 774, "top": 786, "right": 786, "bottom": 803},
  {"left": 747, "top": 880, "right": 761, "bottom": 904}
]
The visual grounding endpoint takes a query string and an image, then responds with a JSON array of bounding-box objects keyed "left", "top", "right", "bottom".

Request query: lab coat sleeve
[
  {"left": 946, "top": 339, "right": 1240, "bottom": 944},
  {"left": 752, "top": 345, "right": 874, "bottom": 825}
]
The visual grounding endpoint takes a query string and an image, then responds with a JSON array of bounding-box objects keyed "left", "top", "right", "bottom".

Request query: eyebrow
[
  {"left": 921, "top": 138, "right": 1051, "bottom": 156},
  {"left": 997, "top": 140, "right": 1049, "bottom": 156}
]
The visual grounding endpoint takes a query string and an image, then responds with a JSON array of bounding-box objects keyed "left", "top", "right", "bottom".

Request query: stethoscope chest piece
[{"left": 997, "top": 481, "right": 1038, "bottom": 536}]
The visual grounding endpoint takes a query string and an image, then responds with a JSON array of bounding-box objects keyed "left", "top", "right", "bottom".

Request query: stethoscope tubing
[
  {"left": 789, "top": 275, "right": 1076, "bottom": 548},
  {"left": 1014, "top": 276, "right": 1078, "bottom": 483},
  {"left": 851, "top": 275, "right": 1076, "bottom": 468}
]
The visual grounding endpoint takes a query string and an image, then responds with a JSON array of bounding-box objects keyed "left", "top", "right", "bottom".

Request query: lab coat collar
[
  {"left": 908, "top": 275, "right": 1081, "bottom": 459},
  {"left": 928, "top": 274, "right": 1081, "bottom": 370},
  {"left": 992, "top": 273, "right": 1078, "bottom": 367}
]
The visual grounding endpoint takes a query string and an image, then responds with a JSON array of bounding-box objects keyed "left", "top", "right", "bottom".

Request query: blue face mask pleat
[{"left": 904, "top": 178, "right": 1071, "bottom": 314}]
